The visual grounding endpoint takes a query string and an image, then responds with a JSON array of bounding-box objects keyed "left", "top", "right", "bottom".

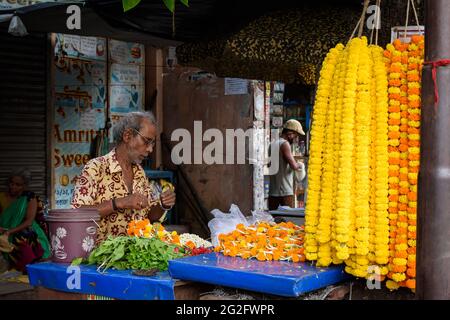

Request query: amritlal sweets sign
[{"left": 52, "top": 33, "right": 107, "bottom": 209}]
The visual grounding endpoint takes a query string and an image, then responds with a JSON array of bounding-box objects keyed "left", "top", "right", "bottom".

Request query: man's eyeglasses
[{"left": 133, "top": 128, "right": 155, "bottom": 147}]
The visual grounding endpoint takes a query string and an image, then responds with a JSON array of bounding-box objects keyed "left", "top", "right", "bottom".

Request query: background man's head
[{"left": 282, "top": 119, "right": 305, "bottom": 144}]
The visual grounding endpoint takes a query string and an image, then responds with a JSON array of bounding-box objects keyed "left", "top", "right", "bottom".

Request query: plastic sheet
[
  {"left": 27, "top": 262, "right": 176, "bottom": 300},
  {"left": 169, "top": 253, "right": 350, "bottom": 297}
]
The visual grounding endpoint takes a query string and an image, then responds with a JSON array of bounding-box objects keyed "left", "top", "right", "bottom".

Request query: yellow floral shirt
[{"left": 71, "top": 148, "right": 157, "bottom": 244}]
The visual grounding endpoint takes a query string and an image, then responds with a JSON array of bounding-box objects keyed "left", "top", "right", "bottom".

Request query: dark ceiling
[{"left": 89, "top": 0, "right": 364, "bottom": 42}]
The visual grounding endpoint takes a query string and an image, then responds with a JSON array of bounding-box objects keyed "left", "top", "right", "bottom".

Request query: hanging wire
[
  {"left": 349, "top": 17, "right": 363, "bottom": 43},
  {"left": 375, "top": 0, "right": 381, "bottom": 45},
  {"left": 358, "top": 0, "right": 371, "bottom": 38},
  {"left": 403, "top": 0, "right": 411, "bottom": 41},
  {"left": 410, "top": 0, "right": 422, "bottom": 35}
]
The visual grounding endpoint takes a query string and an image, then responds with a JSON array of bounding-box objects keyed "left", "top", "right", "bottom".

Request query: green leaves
[
  {"left": 179, "top": 0, "right": 189, "bottom": 7},
  {"left": 122, "top": 0, "right": 188, "bottom": 12},
  {"left": 122, "top": 0, "right": 142, "bottom": 12},
  {"left": 163, "top": 0, "right": 175, "bottom": 12},
  {"left": 71, "top": 257, "right": 84, "bottom": 266},
  {"left": 86, "top": 236, "right": 185, "bottom": 273}
]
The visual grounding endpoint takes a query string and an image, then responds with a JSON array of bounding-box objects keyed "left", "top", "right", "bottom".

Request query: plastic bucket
[{"left": 46, "top": 208, "right": 100, "bottom": 263}]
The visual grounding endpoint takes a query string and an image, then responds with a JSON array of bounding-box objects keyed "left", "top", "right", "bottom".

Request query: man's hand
[
  {"left": 160, "top": 190, "right": 176, "bottom": 209},
  {"left": 117, "top": 193, "right": 149, "bottom": 210},
  {"left": 297, "top": 161, "right": 305, "bottom": 171}
]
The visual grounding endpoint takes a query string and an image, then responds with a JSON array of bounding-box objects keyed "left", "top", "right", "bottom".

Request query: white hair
[{"left": 112, "top": 111, "right": 156, "bottom": 145}]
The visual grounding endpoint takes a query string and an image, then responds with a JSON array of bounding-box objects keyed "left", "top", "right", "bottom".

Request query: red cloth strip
[{"left": 423, "top": 59, "right": 450, "bottom": 106}]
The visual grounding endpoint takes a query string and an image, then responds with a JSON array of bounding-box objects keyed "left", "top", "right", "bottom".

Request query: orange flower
[
  {"left": 407, "top": 268, "right": 416, "bottom": 278},
  {"left": 399, "top": 160, "right": 409, "bottom": 168},
  {"left": 398, "top": 203, "right": 408, "bottom": 211},
  {"left": 389, "top": 119, "right": 401, "bottom": 125},
  {"left": 392, "top": 265, "right": 407, "bottom": 273},
  {"left": 409, "top": 100, "right": 421, "bottom": 108},
  {"left": 408, "top": 192, "right": 417, "bottom": 201},
  {"left": 411, "top": 35, "right": 424, "bottom": 44},
  {"left": 389, "top": 158, "right": 400, "bottom": 165},
  {"left": 409, "top": 153, "right": 420, "bottom": 161},
  {"left": 388, "top": 106, "right": 401, "bottom": 113},
  {"left": 408, "top": 140, "right": 420, "bottom": 147},
  {"left": 405, "top": 279, "right": 416, "bottom": 289},
  {"left": 389, "top": 195, "right": 399, "bottom": 202},
  {"left": 408, "top": 127, "right": 420, "bottom": 134},
  {"left": 408, "top": 232, "right": 417, "bottom": 239},
  {"left": 408, "top": 88, "right": 420, "bottom": 95},
  {"left": 408, "top": 114, "right": 421, "bottom": 121},
  {"left": 389, "top": 207, "right": 399, "bottom": 214},
  {"left": 389, "top": 79, "right": 402, "bottom": 86},
  {"left": 399, "top": 187, "right": 410, "bottom": 195},
  {"left": 400, "top": 124, "right": 409, "bottom": 132},
  {"left": 407, "top": 260, "right": 416, "bottom": 268},
  {"left": 399, "top": 174, "right": 409, "bottom": 181},
  {"left": 407, "top": 207, "right": 417, "bottom": 214},
  {"left": 409, "top": 166, "right": 419, "bottom": 173},
  {"left": 399, "top": 144, "right": 409, "bottom": 152},
  {"left": 389, "top": 170, "right": 400, "bottom": 177},
  {"left": 407, "top": 247, "right": 416, "bottom": 254},
  {"left": 408, "top": 219, "right": 417, "bottom": 226},
  {"left": 388, "top": 131, "right": 401, "bottom": 139},
  {"left": 400, "top": 97, "right": 409, "bottom": 105}
]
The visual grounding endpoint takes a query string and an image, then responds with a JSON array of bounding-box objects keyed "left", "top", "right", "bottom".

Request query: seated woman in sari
[{"left": 0, "top": 169, "right": 50, "bottom": 273}]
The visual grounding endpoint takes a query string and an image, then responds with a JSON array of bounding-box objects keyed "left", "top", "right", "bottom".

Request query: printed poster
[
  {"left": 52, "top": 55, "right": 107, "bottom": 209},
  {"left": 225, "top": 78, "right": 248, "bottom": 95},
  {"left": 54, "top": 34, "right": 107, "bottom": 61},
  {"left": 109, "top": 39, "right": 144, "bottom": 65},
  {"left": 109, "top": 63, "right": 144, "bottom": 113}
]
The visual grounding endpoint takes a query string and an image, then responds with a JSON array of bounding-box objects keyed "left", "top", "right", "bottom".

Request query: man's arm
[{"left": 280, "top": 141, "right": 302, "bottom": 171}]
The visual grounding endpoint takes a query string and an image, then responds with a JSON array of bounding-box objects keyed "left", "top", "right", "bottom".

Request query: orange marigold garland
[{"left": 385, "top": 35, "right": 424, "bottom": 291}]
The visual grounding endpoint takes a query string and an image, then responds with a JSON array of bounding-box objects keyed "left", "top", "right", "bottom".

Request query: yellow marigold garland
[{"left": 305, "top": 44, "right": 343, "bottom": 261}]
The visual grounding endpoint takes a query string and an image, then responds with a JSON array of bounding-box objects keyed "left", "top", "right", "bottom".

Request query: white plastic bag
[
  {"left": 246, "top": 210, "right": 274, "bottom": 225},
  {"left": 208, "top": 204, "right": 248, "bottom": 247},
  {"left": 8, "top": 16, "right": 28, "bottom": 37}
]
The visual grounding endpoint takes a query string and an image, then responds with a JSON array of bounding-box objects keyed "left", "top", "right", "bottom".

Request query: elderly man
[{"left": 71, "top": 111, "right": 175, "bottom": 243}]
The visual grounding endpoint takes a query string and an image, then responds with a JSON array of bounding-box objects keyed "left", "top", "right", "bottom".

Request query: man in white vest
[{"left": 268, "top": 119, "right": 306, "bottom": 210}]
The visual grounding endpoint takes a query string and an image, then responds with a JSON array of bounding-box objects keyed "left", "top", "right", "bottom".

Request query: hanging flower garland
[
  {"left": 306, "top": 37, "right": 390, "bottom": 279},
  {"left": 385, "top": 35, "right": 424, "bottom": 291},
  {"left": 305, "top": 44, "right": 343, "bottom": 262}
]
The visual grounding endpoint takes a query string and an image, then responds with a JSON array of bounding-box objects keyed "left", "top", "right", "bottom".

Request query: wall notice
[{"left": 225, "top": 78, "right": 248, "bottom": 95}]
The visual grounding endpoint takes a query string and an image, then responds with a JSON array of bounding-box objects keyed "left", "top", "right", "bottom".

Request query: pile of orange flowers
[
  {"left": 127, "top": 219, "right": 188, "bottom": 248},
  {"left": 215, "top": 222, "right": 305, "bottom": 262},
  {"left": 384, "top": 35, "right": 424, "bottom": 291}
]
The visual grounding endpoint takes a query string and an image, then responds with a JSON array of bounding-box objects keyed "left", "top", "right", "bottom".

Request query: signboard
[
  {"left": 225, "top": 78, "right": 248, "bottom": 95},
  {"left": 109, "top": 39, "right": 144, "bottom": 65},
  {"left": 109, "top": 39, "right": 145, "bottom": 115},
  {"left": 0, "top": 0, "right": 54, "bottom": 10},
  {"left": 52, "top": 55, "right": 107, "bottom": 209},
  {"left": 391, "top": 25, "right": 425, "bottom": 43},
  {"left": 55, "top": 34, "right": 107, "bottom": 61}
]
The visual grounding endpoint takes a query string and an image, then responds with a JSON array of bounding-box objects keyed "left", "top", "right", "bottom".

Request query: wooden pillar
[{"left": 416, "top": 0, "right": 450, "bottom": 299}]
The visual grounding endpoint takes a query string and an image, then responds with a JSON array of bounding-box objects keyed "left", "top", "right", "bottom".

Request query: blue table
[
  {"left": 169, "top": 253, "right": 351, "bottom": 297},
  {"left": 27, "top": 262, "right": 177, "bottom": 300}
]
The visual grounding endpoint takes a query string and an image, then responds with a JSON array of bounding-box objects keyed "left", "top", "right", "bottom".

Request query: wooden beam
[{"left": 417, "top": 0, "right": 450, "bottom": 299}]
